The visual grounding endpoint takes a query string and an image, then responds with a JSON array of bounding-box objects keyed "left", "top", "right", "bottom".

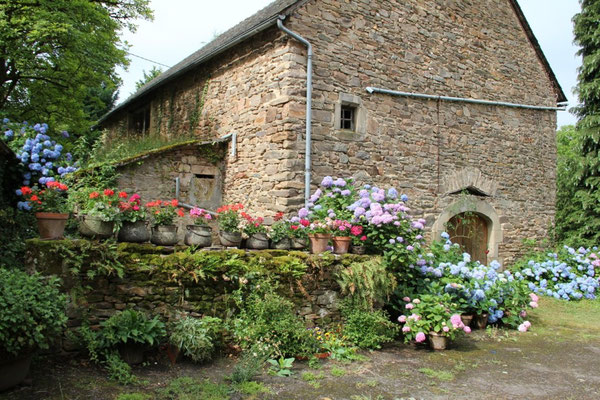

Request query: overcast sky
[{"left": 116, "top": 0, "right": 581, "bottom": 127}]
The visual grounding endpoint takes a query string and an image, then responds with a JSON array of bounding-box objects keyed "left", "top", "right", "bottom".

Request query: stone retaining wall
[{"left": 26, "top": 240, "right": 368, "bottom": 352}]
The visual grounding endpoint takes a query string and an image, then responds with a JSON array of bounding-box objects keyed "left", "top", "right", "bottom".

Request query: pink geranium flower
[
  {"left": 402, "top": 296, "right": 411, "bottom": 302},
  {"left": 518, "top": 324, "right": 528, "bottom": 332},
  {"left": 442, "top": 326, "right": 450, "bottom": 333},
  {"left": 463, "top": 326, "right": 471, "bottom": 334},
  {"left": 529, "top": 301, "right": 538, "bottom": 308},
  {"left": 405, "top": 303, "right": 414, "bottom": 310},
  {"left": 398, "top": 315, "right": 407, "bottom": 323},
  {"left": 402, "top": 326, "right": 411, "bottom": 333},
  {"left": 523, "top": 321, "right": 531, "bottom": 329},
  {"left": 415, "top": 332, "right": 426, "bottom": 343}
]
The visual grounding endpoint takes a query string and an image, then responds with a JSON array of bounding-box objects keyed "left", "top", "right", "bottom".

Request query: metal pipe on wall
[{"left": 277, "top": 16, "right": 313, "bottom": 206}]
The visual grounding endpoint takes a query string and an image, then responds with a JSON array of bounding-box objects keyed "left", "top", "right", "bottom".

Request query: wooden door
[{"left": 447, "top": 213, "right": 488, "bottom": 264}]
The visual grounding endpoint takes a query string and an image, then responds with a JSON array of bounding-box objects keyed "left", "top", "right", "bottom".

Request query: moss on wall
[{"left": 26, "top": 240, "right": 372, "bottom": 350}]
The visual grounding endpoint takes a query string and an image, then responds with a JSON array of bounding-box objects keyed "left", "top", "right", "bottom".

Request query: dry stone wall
[{"left": 26, "top": 240, "right": 358, "bottom": 352}]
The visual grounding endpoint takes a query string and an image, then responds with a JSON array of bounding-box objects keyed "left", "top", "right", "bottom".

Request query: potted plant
[
  {"left": 349, "top": 224, "right": 368, "bottom": 254},
  {"left": 168, "top": 315, "right": 222, "bottom": 364},
  {"left": 146, "top": 199, "right": 185, "bottom": 246},
  {"left": 76, "top": 188, "right": 119, "bottom": 239},
  {"left": 269, "top": 219, "right": 292, "bottom": 250},
  {"left": 241, "top": 212, "right": 268, "bottom": 249},
  {"left": 116, "top": 193, "right": 150, "bottom": 243},
  {"left": 289, "top": 217, "right": 310, "bottom": 249},
  {"left": 0, "top": 268, "right": 67, "bottom": 390},
  {"left": 216, "top": 203, "right": 243, "bottom": 247},
  {"left": 18, "top": 181, "right": 70, "bottom": 239},
  {"left": 99, "top": 309, "right": 166, "bottom": 365},
  {"left": 185, "top": 207, "right": 213, "bottom": 247},
  {"left": 331, "top": 220, "right": 353, "bottom": 254},
  {"left": 398, "top": 294, "right": 470, "bottom": 351},
  {"left": 307, "top": 219, "right": 332, "bottom": 254}
]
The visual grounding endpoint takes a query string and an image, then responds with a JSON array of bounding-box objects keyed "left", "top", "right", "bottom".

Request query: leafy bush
[
  {"left": 0, "top": 207, "right": 36, "bottom": 268},
  {"left": 169, "top": 315, "right": 222, "bottom": 363},
  {"left": 0, "top": 268, "right": 68, "bottom": 356},
  {"left": 232, "top": 288, "right": 319, "bottom": 358},
  {"left": 513, "top": 245, "right": 599, "bottom": 301},
  {"left": 100, "top": 309, "right": 166, "bottom": 348},
  {"left": 341, "top": 304, "right": 398, "bottom": 349},
  {"left": 396, "top": 294, "right": 469, "bottom": 343}
]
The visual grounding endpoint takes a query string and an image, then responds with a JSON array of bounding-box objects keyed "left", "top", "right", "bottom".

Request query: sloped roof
[{"left": 99, "top": 0, "right": 566, "bottom": 124}]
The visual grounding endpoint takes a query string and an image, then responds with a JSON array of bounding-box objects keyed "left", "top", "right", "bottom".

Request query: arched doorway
[{"left": 446, "top": 212, "right": 489, "bottom": 264}]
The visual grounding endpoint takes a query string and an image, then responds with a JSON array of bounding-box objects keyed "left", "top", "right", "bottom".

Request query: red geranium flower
[
  {"left": 300, "top": 219, "right": 310, "bottom": 227},
  {"left": 89, "top": 192, "right": 100, "bottom": 199},
  {"left": 118, "top": 191, "right": 128, "bottom": 198},
  {"left": 103, "top": 189, "right": 115, "bottom": 196}
]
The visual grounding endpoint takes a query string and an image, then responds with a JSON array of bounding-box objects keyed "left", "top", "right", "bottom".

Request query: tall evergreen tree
[{"left": 571, "top": 0, "right": 600, "bottom": 245}]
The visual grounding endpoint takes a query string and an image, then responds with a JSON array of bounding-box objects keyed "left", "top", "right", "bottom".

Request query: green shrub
[
  {"left": 169, "top": 315, "right": 222, "bottom": 363},
  {"left": 101, "top": 309, "right": 166, "bottom": 348},
  {"left": 230, "top": 346, "right": 268, "bottom": 384},
  {"left": 232, "top": 289, "right": 319, "bottom": 358},
  {"left": 341, "top": 304, "right": 398, "bottom": 350},
  {"left": 0, "top": 268, "right": 67, "bottom": 356},
  {"left": 0, "top": 207, "right": 36, "bottom": 268}
]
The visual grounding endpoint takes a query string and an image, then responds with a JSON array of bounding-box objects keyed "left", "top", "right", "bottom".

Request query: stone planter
[
  {"left": 35, "top": 212, "right": 69, "bottom": 239},
  {"left": 351, "top": 244, "right": 366, "bottom": 254},
  {"left": 219, "top": 230, "right": 242, "bottom": 247},
  {"left": 429, "top": 332, "right": 449, "bottom": 351},
  {"left": 290, "top": 237, "right": 307, "bottom": 250},
  {"left": 460, "top": 314, "right": 474, "bottom": 327},
  {"left": 270, "top": 237, "right": 291, "bottom": 250},
  {"left": 246, "top": 232, "right": 269, "bottom": 249},
  {"left": 78, "top": 215, "right": 114, "bottom": 239},
  {"left": 0, "top": 352, "right": 32, "bottom": 391},
  {"left": 118, "top": 220, "right": 150, "bottom": 243},
  {"left": 473, "top": 313, "right": 489, "bottom": 330},
  {"left": 184, "top": 225, "right": 212, "bottom": 247},
  {"left": 308, "top": 233, "right": 331, "bottom": 254},
  {"left": 151, "top": 225, "right": 179, "bottom": 246},
  {"left": 332, "top": 236, "right": 351, "bottom": 254},
  {"left": 118, "top": 343, "right": 145, "bottom": 366}
]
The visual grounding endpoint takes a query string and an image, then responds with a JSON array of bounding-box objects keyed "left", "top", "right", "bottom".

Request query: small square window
[{"left": 340, "top": 105, "right": 356, "bottom": 131}]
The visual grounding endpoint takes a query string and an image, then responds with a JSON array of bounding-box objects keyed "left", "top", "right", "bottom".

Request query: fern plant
[
  {"left": 101, "top": 309, "right": 166, "bottom": 347},
  {"left": 336, "top": 258, "right": 396, "bottom": 310}
]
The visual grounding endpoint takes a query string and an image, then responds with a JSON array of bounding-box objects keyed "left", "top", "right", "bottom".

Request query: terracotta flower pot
[
  {"left": 118, "top": 220, "right": 150, "bottom": 243},
  {"left": 0, "top": 352, "right": 32, "bottom": 391},
  {"left": 473, "top": 313, "right": 489, "bottom": 330},
  {"left": 429, "top": 332, "right": 449, "bottom": 351},
  {"left": 78, "top": 215, "right": 114, "bottom": 239},
  {"left": 184, "top": 225, "right": 212, "bottom": 247},
  {"left": 308, "top": 233, "right": 331, "bottom": 254},
  {"left": 118, "top": 343, "right": 145, "bottom": 365},
  {"left": 219, "top": 230, "right": 242, "bottom": 247},
  {"left": 35, "top": 212, "right": 69, "bottom": 239},
  {"left": 151, "top": 225, "right": 179, "bottom": 246},
  {"left": 332, "top": 236, "right": 351, "bottom": 254},
  {"left": 270, "top": 237, "right": 291, "bottom": 250},
  {"left": 246, "top": 232, "right": 269, "bottom": 249}
]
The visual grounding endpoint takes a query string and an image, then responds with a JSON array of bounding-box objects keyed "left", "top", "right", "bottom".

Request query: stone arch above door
[
  {"left": 432, "top": 196, "right": 503, "bottom": 264},
  {"left": 441, "top": 167, "right": 498, "bottom": 197}
]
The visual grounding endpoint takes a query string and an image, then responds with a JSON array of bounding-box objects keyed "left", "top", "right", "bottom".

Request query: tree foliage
[
  {"left": 135, "top": 66, "right": 162, "bottom": 91},
  {"left": 0, "top": 0, "right": 152, "bottom": 132},
  {"left": 566, "top": 1, "right": 600, "bottom": 245}
]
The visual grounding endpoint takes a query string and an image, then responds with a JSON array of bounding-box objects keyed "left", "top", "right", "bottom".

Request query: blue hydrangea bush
[
  {"left": 513, "top": 245, "right": 599, "bottom": 301},
  {"left": 2, "top": 118, "right": 78, "bottom": 188}
]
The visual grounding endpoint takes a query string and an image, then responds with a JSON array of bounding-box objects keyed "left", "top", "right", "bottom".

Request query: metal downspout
[
  {"left": 365, "top": 87, "right": 567, "bottom": 111},
  {"left": 277, "top": 16, "right": 313, "bottom": 206}
]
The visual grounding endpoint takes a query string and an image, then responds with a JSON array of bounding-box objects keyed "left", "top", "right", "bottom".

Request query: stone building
[{"left": 99, "top": 0, "right": 566, "bottom": 264}]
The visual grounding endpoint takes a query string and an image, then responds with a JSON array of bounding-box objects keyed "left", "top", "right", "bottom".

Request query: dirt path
[{"left": 3, "top": 329, "right": 600, "bottom": 400}]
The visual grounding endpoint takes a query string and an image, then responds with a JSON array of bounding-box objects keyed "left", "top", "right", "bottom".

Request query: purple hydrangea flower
[{"left": 321, "top": 176, "right": 334, "bottom": 187}]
